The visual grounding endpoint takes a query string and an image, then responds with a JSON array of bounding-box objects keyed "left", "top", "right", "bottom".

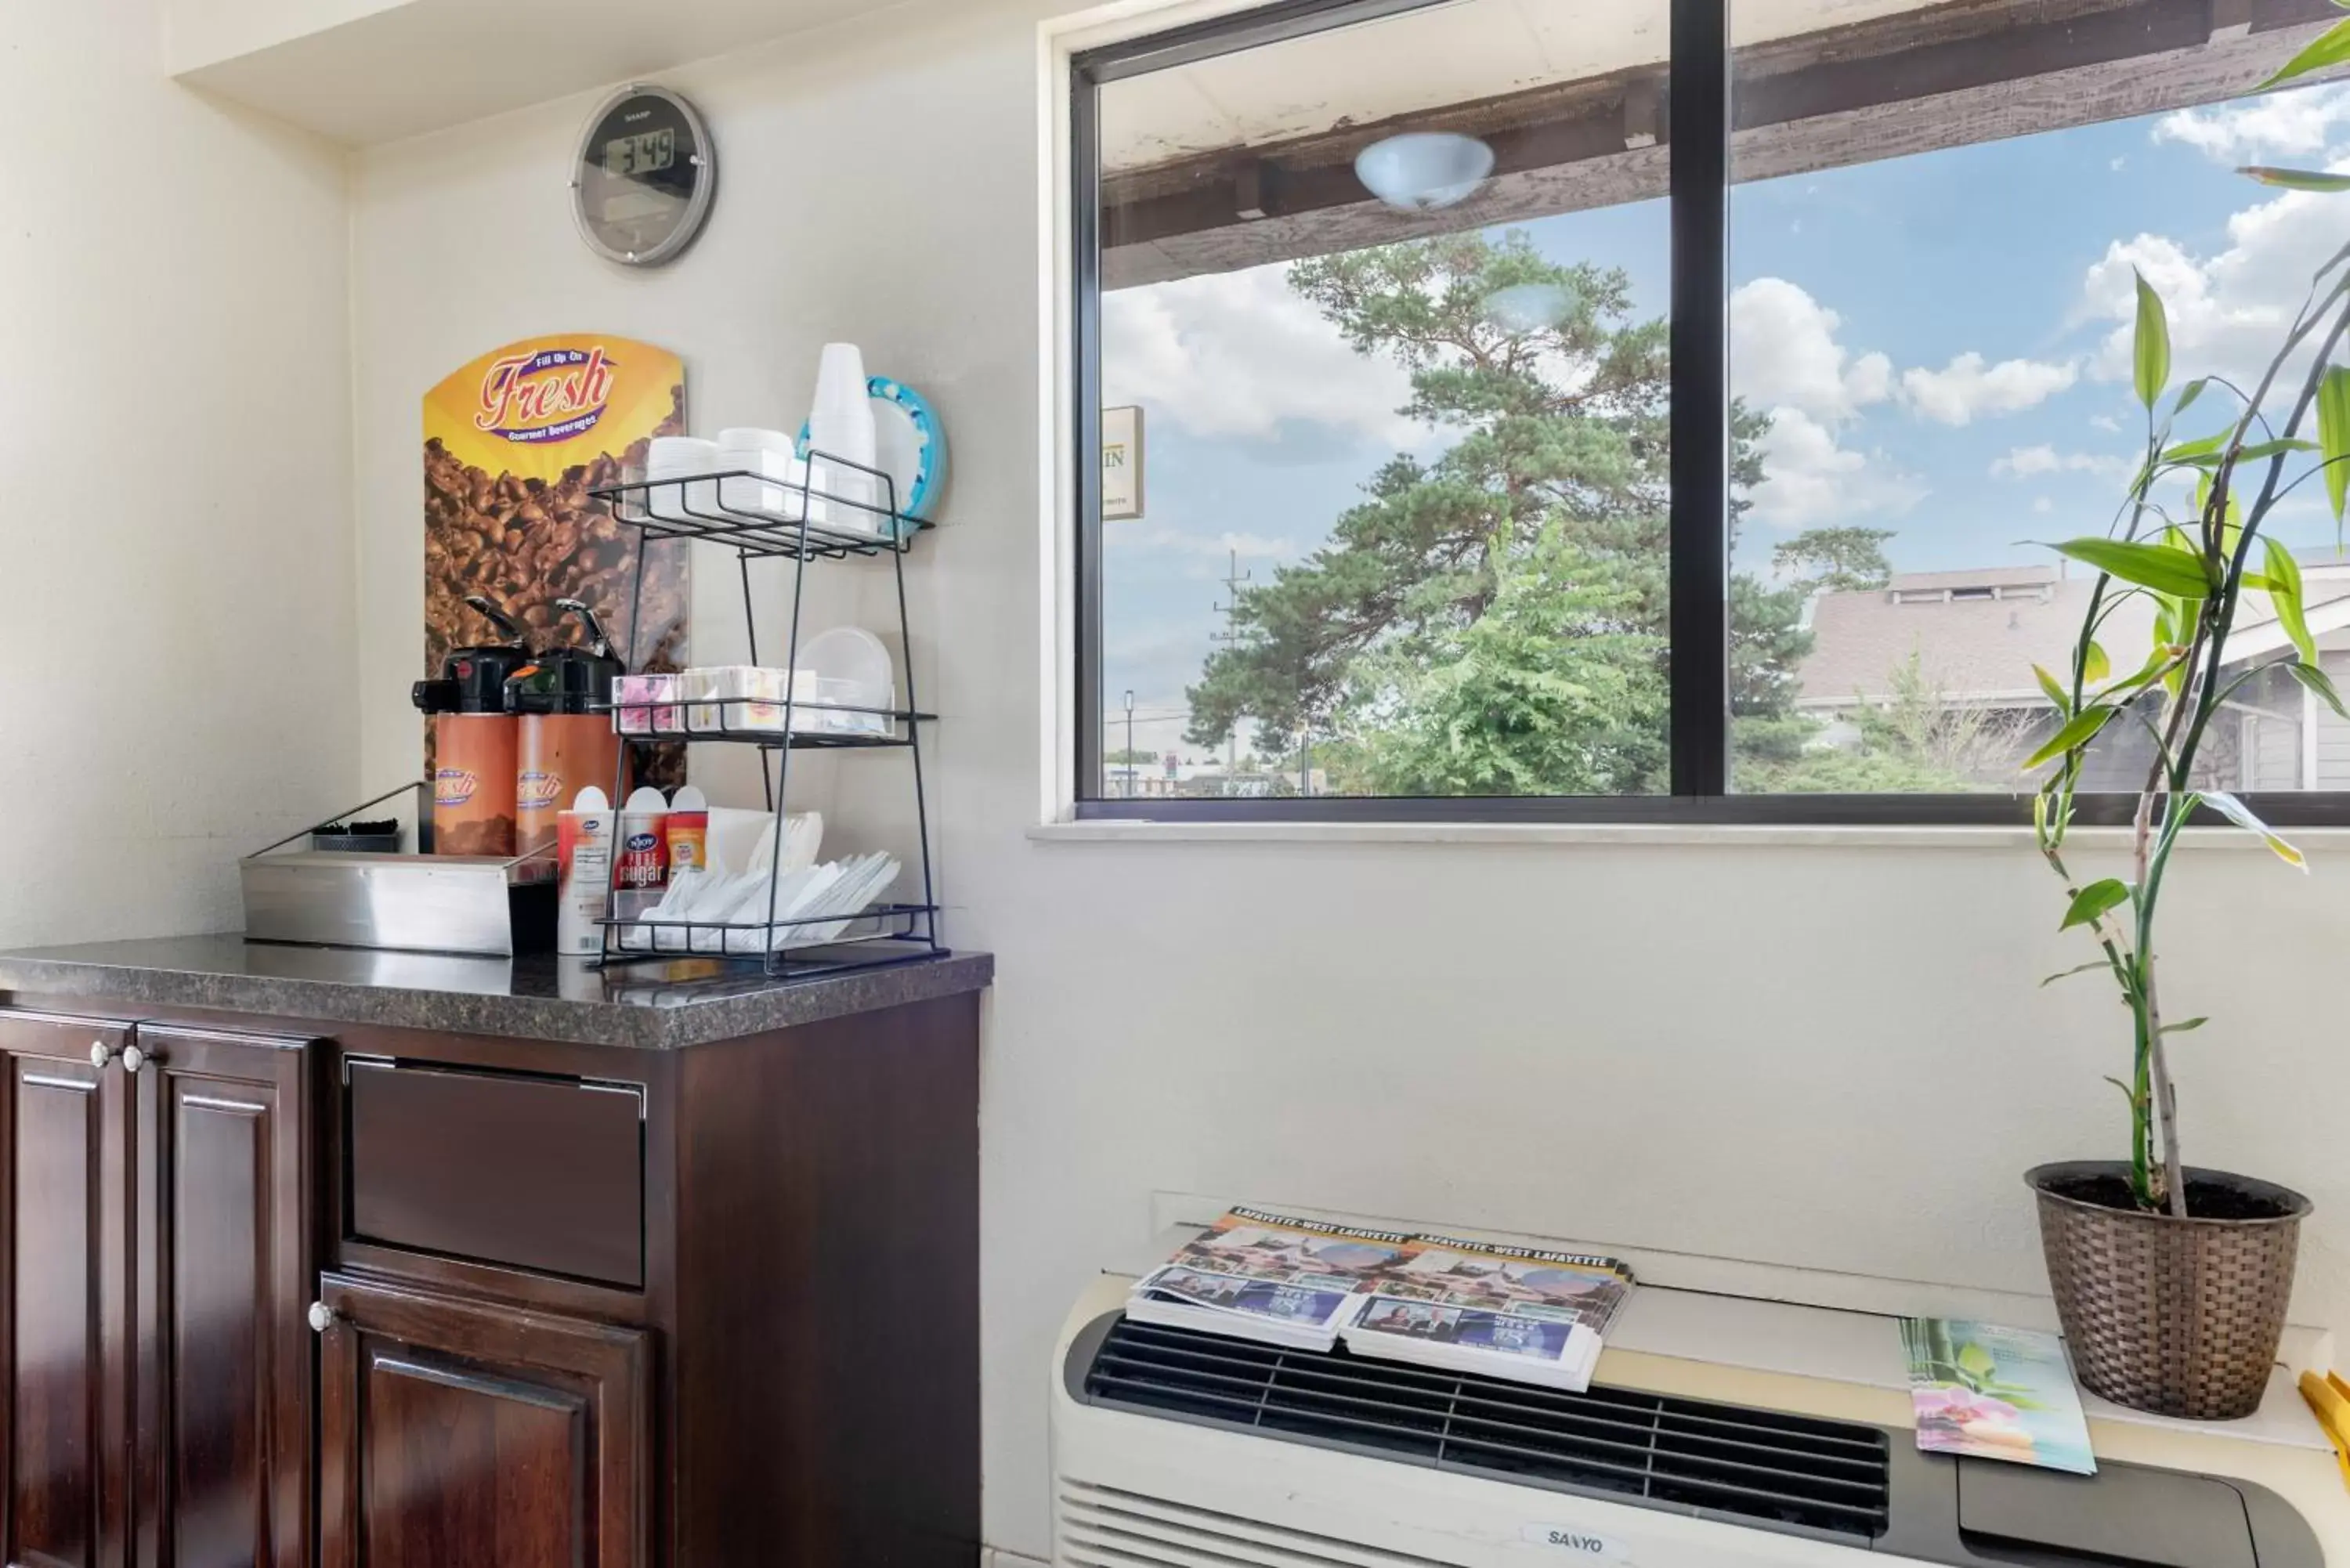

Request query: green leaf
[
  {"left": 2102, "top": 1075, "right": 2139, "bottom": 1105},
  {"left": 2266, "top": 537, "right": 2319, "bottom": 666},
  {"left": 2162, "top": 430, "right": 2230, "bottom": 464},
  {"left": 2160, "top": 1017, "right": 2211, "bottom": 1035},
  {"left": 2173, "top": 378, "right": 2208, "bottom": 419},
  {"left": 2319, "top": 366, "right": 2350, "bottom": 526},
  {"left": 2025, "top": 706, "right": 2118, "bottom": 771},
  {"left": 2083, "top": 641, "right": 2112, "bottom": 684},
  {"left": 1956, "top": 1342, "right": 1998, "bottom": 1382},
  {"left": 2061, "top": 877, "right": 2131, "bottom": 931},
  {"left": 2288, "top": 659, "right": 2350, "bottom": 721},
  {"left": 2051, "top": 537, "right": 2213, "bottom": 598},
  {"left": 2024, "top": 706, "right": 2118, "bottom": 771},
  {"left": 2236, "top": 437, "right": 2321, "bottom": 463},
  {"left": 2261, "top": 17, "right": 2350, "bottom": 89},
  {"left": 2204, "top": 789, "right": 2309, "bottom": 870},
  {"left": 2033, "top": 663, "right": 2073, "bottom": 714},
  {"left": 2044, "top": 961, "right": 2113, "bottom": 987},
  {"left": 2133, "top": 272, "right": 2171, "bottom": 410},
  {"left": 2239, "top": 166, "right": 2350, "bottom": 192},
  {"left": 2099, "top": 644, "right": 2178, "bottom": 703}
]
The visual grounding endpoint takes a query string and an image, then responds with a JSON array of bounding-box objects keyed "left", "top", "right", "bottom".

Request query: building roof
[{"left": 1791, "top": 562, "right": 2350, "bottom": 710}]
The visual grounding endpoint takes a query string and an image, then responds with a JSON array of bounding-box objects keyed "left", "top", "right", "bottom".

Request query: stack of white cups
[
  {"left": 714, "top": 427, "right": 807, "bottom": 523},
  {"left": 646, "top": 435, "right": 718, "bottom": 526},
  {"left": 807, "top": 342, "right": 880, "bottom": 534}
]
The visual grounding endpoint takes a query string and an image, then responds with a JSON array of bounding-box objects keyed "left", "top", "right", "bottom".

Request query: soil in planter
[{"left": 2047, "top": 1170, "right": 2296, "bottom": 1221}]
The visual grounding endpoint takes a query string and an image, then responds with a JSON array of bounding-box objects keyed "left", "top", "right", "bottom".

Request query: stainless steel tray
[{"left": 240, "top": 785, "right": 553, "bottom": 957}]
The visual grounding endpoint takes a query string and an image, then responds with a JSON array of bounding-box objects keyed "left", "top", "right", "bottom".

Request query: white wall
[
  {"left": 0, "top": 0, "right": 356, "bottom": 948},
  {"left": 343, "top": 5, "right": 2350, "bottom": 1559}
]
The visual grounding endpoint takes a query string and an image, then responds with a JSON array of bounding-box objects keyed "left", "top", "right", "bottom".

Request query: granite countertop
[{"left": 0, "top": 934, "right": 993, "bottom": 1050}]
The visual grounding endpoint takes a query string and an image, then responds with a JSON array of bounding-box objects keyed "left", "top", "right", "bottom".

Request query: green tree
[
  {"left": 1347, "top": 526, "right": 1667, "bottom": 795},
  {"left": 1748, "top": 649, "right": 2022, "bottom": 792},
  {"left": 1773, "top": 526, "right": 1896, "bottom": 594},
  {"left": 1184, "top": 230, "right": 1773, "bottom": 791}
]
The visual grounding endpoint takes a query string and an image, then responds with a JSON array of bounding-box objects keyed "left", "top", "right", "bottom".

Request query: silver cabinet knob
[
  {"left": 89, "top": 1041, "right": 118, "bottom": 1069},
  {"left": 122, "top": 1045, "right": 149, "bottom": 1075},
  {"left": 307, "top": 1302, "right": 339, "bottom": 1334}
]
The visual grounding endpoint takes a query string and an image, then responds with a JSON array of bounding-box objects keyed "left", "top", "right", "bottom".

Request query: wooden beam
[{"left": 1101, "top": 0, "right": 2341, "bottom": 290}]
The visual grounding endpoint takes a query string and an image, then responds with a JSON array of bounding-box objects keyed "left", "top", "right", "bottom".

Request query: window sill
[{"left": 1028, "top": 818, "right": 2350, "bottom": 851}]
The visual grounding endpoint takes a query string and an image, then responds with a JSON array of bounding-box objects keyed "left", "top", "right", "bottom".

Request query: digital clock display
[
  {"left": 602, "top": 128, "right": 675, "bottom": 178},
  {"left": 571, "top": 86, "right": 714, "bottom": 269}
]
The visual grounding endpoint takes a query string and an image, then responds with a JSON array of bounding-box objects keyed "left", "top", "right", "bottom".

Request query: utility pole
[
  {"left": 1123, "top": 690, "right": 1136, "bottom": 797},
  {"left": 1210, "top": 548, "right": 1252, "bottom": 777}
]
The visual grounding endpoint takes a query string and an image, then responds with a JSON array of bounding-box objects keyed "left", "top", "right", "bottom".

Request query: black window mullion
[
  {"left": 1668, "top": 0, "right": 1731, "bottom": 798},
  {"left": 1073, "top": 63, "right": 1106, "bottom": 803}
]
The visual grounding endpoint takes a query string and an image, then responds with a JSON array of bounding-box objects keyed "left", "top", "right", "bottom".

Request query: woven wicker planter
[{"left": 2028, "top": 1161, "right": 2310, "bottom": 1420}]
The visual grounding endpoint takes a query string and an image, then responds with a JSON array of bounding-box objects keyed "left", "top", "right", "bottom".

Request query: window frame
[{"left": 1066, "top": 0, "right": 2350, "bottom": 828}]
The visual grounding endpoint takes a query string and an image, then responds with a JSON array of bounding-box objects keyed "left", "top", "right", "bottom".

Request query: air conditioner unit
[{"left": 1050, "top": 1275, "right": 2326, "bottom": 1568}]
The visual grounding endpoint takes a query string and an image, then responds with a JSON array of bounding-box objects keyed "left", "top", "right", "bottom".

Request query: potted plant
[{"left": 2026, "top": 39, "right": 2350, "bottom": 1420}]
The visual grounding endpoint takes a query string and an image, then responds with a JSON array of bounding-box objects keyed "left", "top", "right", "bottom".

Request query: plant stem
[{"left": 2140, "top": 797, "right": 2198, "bottom": 1218}]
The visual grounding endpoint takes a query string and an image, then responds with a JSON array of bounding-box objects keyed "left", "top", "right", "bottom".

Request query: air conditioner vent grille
[
  {"left": 1059, "top": 1479, "right": 1464, "bottom": 1568},
  {"left": 1083, "top": 1317, "right": 1890, "bottom": 1541}
]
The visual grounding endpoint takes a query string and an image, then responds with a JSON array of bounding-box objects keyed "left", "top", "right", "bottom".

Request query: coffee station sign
[{"left": 421, "top": 334, "right": 691, "bottom": 822}]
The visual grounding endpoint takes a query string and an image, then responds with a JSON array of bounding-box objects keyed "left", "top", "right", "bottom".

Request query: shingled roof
[{"left": 1792, "top": 561, "right": 2350, "bottom": 710}]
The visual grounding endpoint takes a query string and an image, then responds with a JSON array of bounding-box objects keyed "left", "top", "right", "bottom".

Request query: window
[{"left": 1072, "top": 0, "right": 2350, "bottom": 822}]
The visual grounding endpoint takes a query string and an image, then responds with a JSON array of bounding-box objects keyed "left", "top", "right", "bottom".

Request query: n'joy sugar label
[{"left": 1521, "top": 1523, "right": 1632, "bottom": 1563}]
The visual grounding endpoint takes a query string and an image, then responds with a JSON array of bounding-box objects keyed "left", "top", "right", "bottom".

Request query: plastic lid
[
  {"left": 797, "top": 627, "right": 895, "bottom": 710},
  {"left": 715, "top": 427, "right": 796, "bottom": 453}
]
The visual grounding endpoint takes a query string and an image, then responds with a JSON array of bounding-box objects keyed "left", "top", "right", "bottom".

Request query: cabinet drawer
[{"left": 345, "top": 1060, "right": 645, "bottom": 1288}]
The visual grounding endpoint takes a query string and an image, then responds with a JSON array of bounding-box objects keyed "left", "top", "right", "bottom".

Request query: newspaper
[{"left": 1126, "top": 1207, "right": 1418, "bottom": 1349}]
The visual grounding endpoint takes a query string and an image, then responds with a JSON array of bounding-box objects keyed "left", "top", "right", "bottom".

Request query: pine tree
[{"left": 1184, "top": 229, "right": 1784, "bottom": 793}]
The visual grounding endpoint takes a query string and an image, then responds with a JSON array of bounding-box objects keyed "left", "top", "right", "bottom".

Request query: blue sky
[{"left": 1099, "top": 85, "right": 2350, "bottom": 757}]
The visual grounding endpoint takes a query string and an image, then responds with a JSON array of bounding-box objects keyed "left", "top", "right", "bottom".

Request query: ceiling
[{"left": 173, "top": 0, "right": 879, "bottom": 146}]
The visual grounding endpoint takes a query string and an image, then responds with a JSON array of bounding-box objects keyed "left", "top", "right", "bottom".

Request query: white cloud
[
  {"left": 1125, "top": 527, "right": 1294, "bottom": 561},
  {"left": 2153, "top": 85, "right": 2350, "bottom": 165},
  {"left": 1748, "top": 405, "right": 1927, "bottom": 529},
  {"left": 1101, "top": 263, "right": 1422, "bottom": 447},
  {"left": 2081, "top": 178, "right": 2350, "bottom": 402},
  {"left": 1901, "top": 352, "right": 2080, "bottom": 425},
  {"left": 2090, "top": 413, "right": 2124, "bottom": 432},
  {"left": 1729, "top": 277, "right": 1894, "bottom": 423},
  {"left": 2034, "top": 497, "right": 2055, "bottom": 514},
  {"left": 1990, "top": 445, "right": 2061, "bottom": 478},
  {"left": 1990, "top": 444, "right": 2130, "bottom": 480},
  {"left": 1730, "top": 279, "right": 1922, "bottom": 526}
]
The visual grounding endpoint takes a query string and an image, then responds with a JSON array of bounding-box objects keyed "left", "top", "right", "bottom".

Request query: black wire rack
[{"left": 585, "top": 449, "right": 945, "bottom": 978}]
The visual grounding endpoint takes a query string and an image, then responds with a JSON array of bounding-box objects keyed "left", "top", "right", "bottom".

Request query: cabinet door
[
  {"left": 316, "top": 1274, "right": 649, "bottom": 1568},
  {"left": 128, "top": 1026, "right": 313, "bottom": 1568},
  {"left": 0, "top": 1010, "right": 134, "bottom": 1568}
]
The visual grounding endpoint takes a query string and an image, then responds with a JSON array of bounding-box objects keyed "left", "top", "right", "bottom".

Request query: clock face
[{"left": 572, "top": 86, "right": 714, "bottom": 267}]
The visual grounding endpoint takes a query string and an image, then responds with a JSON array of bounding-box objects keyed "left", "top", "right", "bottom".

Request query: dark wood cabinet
[
  {"left": 0, "top": 1012, "right": 314, "bottom": 1568},
  {"left": 1, "top": 1012, "right": 132, "bottom": 1568},
  {"left": 130, "top": 1025, "right": 315, "bottom": 1568},
  {"left": 0, "top": 981, "right": 983, "bottom": 1568},
  {"left": 316, "top": 1274, "right": 649, "bottom": 1568}
]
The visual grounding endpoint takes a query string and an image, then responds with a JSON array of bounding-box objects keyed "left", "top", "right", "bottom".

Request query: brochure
[
  {"left": 1126, "top": 1207, "right": 1417, "bottom": 1350},
  {"left": 1127, "top": 1210, "right": 1637, "bottom": 1376},
  {"left": 1900, "top": 1318, "right": 2096, "bottom": 1476},
  {"left": 1341, "top": 1235, "right": 1635, "bottom": 1390}
]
